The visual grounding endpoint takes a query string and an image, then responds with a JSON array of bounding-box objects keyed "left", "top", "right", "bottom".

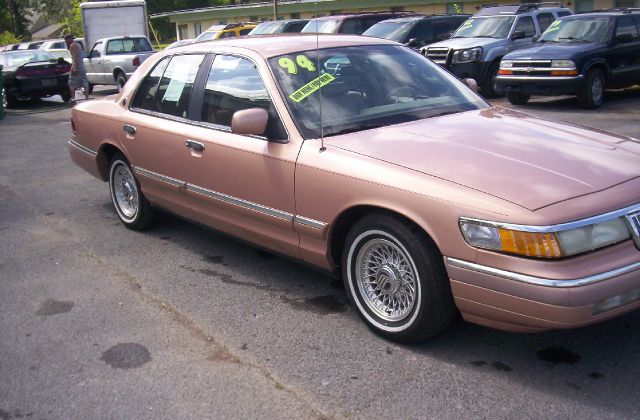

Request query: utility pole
[{"left": 273, "top": 0, "right": 278, "bottom": 20}]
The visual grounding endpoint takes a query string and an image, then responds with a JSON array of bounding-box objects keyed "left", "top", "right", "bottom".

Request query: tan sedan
[{"left": 69, "top": 35, "right": 640, "bottom": 342}]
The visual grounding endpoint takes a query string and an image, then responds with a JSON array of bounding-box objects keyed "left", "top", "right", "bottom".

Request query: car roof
[
  {"left": 574, "top": 9, "right": 640, "bottom": 16},
  {"left": 379, "top": 14, "right": 471, "bottom": 23},
  {"left": 173, "top": 33, "right": 397, "bottom": 58},
  {"left": 311, "top": 12, "right": 411, "bottom": 21}
]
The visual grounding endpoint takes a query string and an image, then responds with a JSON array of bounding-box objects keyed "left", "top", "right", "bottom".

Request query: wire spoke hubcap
[
  {"left": 113, "top": 164, "right": 138, "bottom": 219},
  {"left": 355, "top": 238, "right": 417, "bottom": 322}
]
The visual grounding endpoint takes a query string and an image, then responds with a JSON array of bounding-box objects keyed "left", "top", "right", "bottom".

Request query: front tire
[
  {"left": 109, "top": 154, "right": 155, "bottom": 230},
  {"left": 480, "top": 61, "right": 505, "bottom": 99},
  {"left": 342, "top": 213, "right": 455, "bottom": 343},
  {"left": 578, "top": 68, "right": 604, "bottom": 109},
  {"left": 506, "top": 90, "right": 530, "bottom": 105}
]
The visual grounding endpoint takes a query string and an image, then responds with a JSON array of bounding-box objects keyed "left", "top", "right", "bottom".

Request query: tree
[{"left": 0, "top": 0, "right": 29, "bottom": 38}]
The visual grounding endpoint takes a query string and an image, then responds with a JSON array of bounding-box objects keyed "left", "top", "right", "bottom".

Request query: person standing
[{"left": 64, "top": 34, "right": 89, "bottom": 102}]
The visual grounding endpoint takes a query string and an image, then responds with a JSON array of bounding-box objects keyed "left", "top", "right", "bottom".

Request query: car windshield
[
  {"left": 301, "top": 19, "right": 341, "bottom": 33},
  {"left": 269, "top": 45, "right": 487, "bottom": 139},
  {"left": 196, "top": 31, "right": 221, "bottom": 42},
  {"left": 539, "top": 17, "right": 612, "bottom": 43},
  {"left": 2, "top": 51, "right": 55, "bottom": 67},
  {"left": 363, "top": 21, "right": 414, "bottom": 42},
  {"left": 453, "top": 16, "right": 515, "bottom": 39},
  {"left": 250, "top": 21, "right": 285, "bottom": 35}
]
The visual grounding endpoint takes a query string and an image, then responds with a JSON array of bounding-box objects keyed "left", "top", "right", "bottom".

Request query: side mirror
[
  {"left": 616, "top": 33, "right": 634, "bottom": 44},
  {"left": 407, "top": 38, "right": 420, "bottom": 48},
  {"left": 511, "top": 30, "right": 526, "bottom": 40},
  {"left": 532, "top": 34, "right": 540, "bottom": 42},
  {"left": 463, "top": 77, "right": 478, "bottom": 93},
  {"left": 231, "top": 108, "right": 269, "bottom": 137}
]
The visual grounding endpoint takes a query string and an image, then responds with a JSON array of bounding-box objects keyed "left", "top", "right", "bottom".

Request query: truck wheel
[
  {"left": 342, "top": 213, "right": 456, "bottom": 343},
  {"left": 506, "top": 91, "right": 530, "bottom": 105},
  {"left": 60, "top": 91, "right": 72, "bottom": 103},
  {"left": 480, "top": 61, "right": 504, "bottom": 99},
  {"left": 578, "top": 68, "right": 604, "bottom": 109},
  {"left": 115, "top": 73, "right": 127, "bottom": 93}
]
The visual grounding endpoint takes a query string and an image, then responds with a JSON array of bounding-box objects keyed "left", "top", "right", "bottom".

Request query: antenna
[{"left": 315, "top": 2, "right": 325, "bottom": 152}]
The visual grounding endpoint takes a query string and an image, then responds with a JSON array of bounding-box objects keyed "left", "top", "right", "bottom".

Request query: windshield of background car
[
  {"left": 250, "top": 21, "right": 285, "bottom": 34},
  {"left": 106, "top": 38, "right": 152, "bottom": 54},
  {"left": 3, "top": 51, "right": 55, "bottom": 67},
  {"left": 453, "top": 16, "right": 515, "bottom": 38},
  {"left": 269, "top": 45, "right": 487, "bottom": 139},
  {"left": 539, "top": 17, "right": 612, "bottom": 43},
  {"left": 301, "top": 19, "right": 341, "bottom": 33},
  {"left": 363, "top": 21, "right": 413, "bottom": 42}
]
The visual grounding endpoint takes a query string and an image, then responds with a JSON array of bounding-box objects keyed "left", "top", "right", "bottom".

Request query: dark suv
[
  {"left": 423, "top": 3, "right": 572, "bottom": 97},
  {"left": 496, "top": 9, "right": 640, "bottom": 108},
  {"left": 301, "top": 11, "right": 412, "bottom": 35},
  {"left": 363, "top": 14, "right": 471, "bottom": 50}
]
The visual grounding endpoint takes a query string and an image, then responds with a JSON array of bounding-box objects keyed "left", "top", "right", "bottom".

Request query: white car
[{"left": 39, "top": 38, "right": 85, "bottom": 61}]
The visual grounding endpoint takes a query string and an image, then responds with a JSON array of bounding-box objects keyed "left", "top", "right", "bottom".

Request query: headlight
[
  {"left": 452, "top": 47, "right": 483, "bottom": 63},
  {"left": 459, "top": 217, "right": 630, "bottom": 259},
  {"left": 551, "top": 59, "right": 575, "bottom": 68},
  {"left": 500, "top": 60, "right": 513, "bottom": 68}
]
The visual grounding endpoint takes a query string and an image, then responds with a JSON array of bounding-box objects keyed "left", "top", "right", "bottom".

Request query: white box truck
[{"left": 81, "top": 0, "right": 149, "bottom": 51}]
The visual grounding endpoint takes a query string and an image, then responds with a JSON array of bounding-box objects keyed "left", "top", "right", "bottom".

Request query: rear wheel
[
  {"left": 506, "top": 90, "right": 530, "bottom": 105},
  {"left": 60, "top": 91, "right": 71, "bottom": 102},
  {"left": 578, "top": 68, "right": 604, "bottom": 109},
  {"left": 342, "top": 213, "right": 456, "bottom": 343},
  {"left": 115, "top": 72, "right": 127, "bottom": 93},
  {"left": 109, "top": 153, "right": 155, "bottom": 230},
  {"left": 87, "top": 83, "right": 94, "bottom": 94},
  {"left": 3, "top": 87, "right": 17, "bottom": 108}
]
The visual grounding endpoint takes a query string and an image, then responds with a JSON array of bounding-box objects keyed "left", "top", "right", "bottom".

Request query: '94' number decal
[{"left": 278, "top": 55, "right": 317, "bottom": 74}]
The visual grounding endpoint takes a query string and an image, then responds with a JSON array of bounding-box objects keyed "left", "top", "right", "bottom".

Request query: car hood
[
  {"left": 325, "top": 107, "right": 640, "bottom": 211},
  {"left": 426, "top": 37, "right": 505, "bottom": 50},
  {"left": 504, "top": 42, "right": 606, "bottom": 60}
]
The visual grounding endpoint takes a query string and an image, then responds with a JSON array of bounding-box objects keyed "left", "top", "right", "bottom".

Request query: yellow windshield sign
[{"left": 289, "top": 73, "right": 336, "bottom": 103}]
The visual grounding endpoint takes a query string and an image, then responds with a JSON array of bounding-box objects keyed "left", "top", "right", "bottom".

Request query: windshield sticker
[
  {"left": 279, "top": 55, "right": 317, "bottom": 74},
  {"left": 289, "top": 73, "right": 336, "bottom": 103},
  {"left": 546, "top": 20, "right": 561, "bottom": 32}
]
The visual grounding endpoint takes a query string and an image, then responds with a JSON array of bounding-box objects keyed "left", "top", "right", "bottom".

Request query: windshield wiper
[
  {"left": 538, "top": 39, "right": 559, "bottom": 43},
  {"left": 324, "top": 123, "right": 383, "bottom": 137},
  {"left": 558, "top": 36, "right": 590, "bottom": 42}
]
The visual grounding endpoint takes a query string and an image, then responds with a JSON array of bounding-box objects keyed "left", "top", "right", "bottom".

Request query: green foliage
[
  {"left": 452, "top": 3, "right": 463, "bottom": 14},
  {"left": 0, "top": 0, "right": 30, "bottom": 38},
  {"left": 59, "top": 0, "right": 83, "bottom": 37},
  {"left": 0, "top": 30, "right": 21, "bottom": 46}
]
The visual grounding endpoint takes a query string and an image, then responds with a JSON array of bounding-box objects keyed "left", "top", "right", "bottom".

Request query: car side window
[
  {"left": 201, "top": 55, "right": 286, "bottom": 140},
  {"left": 131, "top": 57, "right": 171, "bottom": 111},
  {"left": 615, "top": 16, "right": 640, "bottom": 41},
  {"left": 536, "top": 13, "right": 555, "bottom": 32},
  {"left": 239, "top": 28, "right": 253, "bottom": 35},
  {"left": 154, "top": 54, "right": 206, "bottom": 118},
  {"left": 514, "top": 16, "right": 536, "bottom": 37},
  {"left": 89, "top": 42, "right": 102, "bottom": 58},
  {"left": 219, "top": 31, "right": 236, "bottom": 39},
  {"left": 557, "top": 11, "right": 571, "bottom": 17},
  {"left": 408, "top": 20, "right": 435, "bottom": 44},
  {"left": 286, "top": 22, "right": 306, "bottom": 32},
  {"left": 341, "top": 19, "right": 361, "bottom": 34}
]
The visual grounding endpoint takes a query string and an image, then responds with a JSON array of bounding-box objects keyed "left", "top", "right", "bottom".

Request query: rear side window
[
  {"left": 514, "top": 16, "right": 536, "bottom": 36},
  {"left": 52, "top": 41, "right": 66, "bottom": 49},
  {"left": 131, "top": 57, "right": 171, "bottom": 111},
  {"left": 557, "top": 11, "right": 572, "bottom": 17},
  {"left": 219, "top": 31, "right": 236, "bottom": 39},
  {"left": 239, "top": 28, "right": 253, "bottom": 35},
  {"left": 150, "top": 54, "right": 205, "bottom": 118},
  {"left": 616, "top": 16, "right": 640, "bottom": 41},
  {"left": 106, "top": 38, "right": 152, "bottom": 54},
  {"left": 285, "top": 22, "right": 307, "bottom": 32},
  {"left": 341, "top": 18, "right": 363, "bottom": 34},
  {"left": 537, "top": 13, "right": 555, "bottom": 32}
]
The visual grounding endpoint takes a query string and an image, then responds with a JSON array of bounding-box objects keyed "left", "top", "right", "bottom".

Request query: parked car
[
  {"left": 194, "top": 23, "right": 258, "bottom": 42},
  {"left": 1, "top": 50, "right": 71, "bottom": 107},
  {"left": 301, "top": 11, "right": 413, "bottom": 35},
  {"left": 17, "top": 41, "right": 45, "bottom": 50},
  {"left": 248, "top": 19, "right": 310, "bottom": 35},
  {"left": 39, "top": 38, "right": 86, "bottom": 61},
  {"left": 84, "top": 35, "right": 154, "bottom": 92},
  {"left": 496, "top": 9, "right": 640, "bottom": 108},
  {"left": 165, "top": 39, "right": 194, "bottom": 49},
  {"left": 423, "top": 3, "right": 572, "bottom": 97},
  {"left": 363, "top": 14, "right": 471, "bottom": 50},
  {"left": 69, "top": 35, "right": 640, "bottom": 343}
]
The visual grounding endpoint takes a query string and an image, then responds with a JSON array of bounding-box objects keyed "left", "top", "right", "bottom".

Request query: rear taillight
[
  {"left": 71, "top": 117, "right": 76, "bottom": 133},
  {"left": 132, "top": 56, "right": 140, "bottom": 67}
]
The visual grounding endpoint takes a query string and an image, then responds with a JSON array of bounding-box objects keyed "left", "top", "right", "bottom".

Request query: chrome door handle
[
  {"left": 185, "top": 140, "right": 205, "bottom": 152},
  {"left": 123, "top": 125, "right": 136, "bottom": 135}
]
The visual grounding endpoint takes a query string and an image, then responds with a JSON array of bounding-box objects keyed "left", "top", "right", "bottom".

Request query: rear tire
[
  {"left": 578, "top": 68, "right": 604, "bottom": 109},
  {"left": 87, "top": 83, "right": 94, "bottom": 94},
  {"left": 115, "top": 72, "right": 127, "bottom": 93},
  {"left": 3, "top": 87, "right": 17, "bottom": 108},
  {"left": 341, "top": 213, "right": 456, "bottom": 343},
  {"left": 60, "top": 91, "right": 71, "bottom": 102},
  {"left": 506, "top": 90, "right": 530, "bottom": 105},
  {"left": 108, "top": 153, "right": 155, "bottom": 230}
]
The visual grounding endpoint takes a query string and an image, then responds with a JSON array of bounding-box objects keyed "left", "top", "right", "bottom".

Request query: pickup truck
[{"left": 83, "top": 36, "right": 154, "bottom": 92}]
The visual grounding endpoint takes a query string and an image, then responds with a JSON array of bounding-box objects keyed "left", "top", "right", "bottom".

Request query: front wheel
[
  {"left": 480, "top": 61, "right": 505, "bottom": 99},
  {"left": 578, "top": 68, "right": 604, "bottom": 109},
  {"left": 342, "top": 213, "right": 455, "bottom": 343},
  {"left": 506, "top": 90, "right": 530, "bottom": 105},
  {"left": 109, "top": 154, "right": 155, "bottom": 230}
]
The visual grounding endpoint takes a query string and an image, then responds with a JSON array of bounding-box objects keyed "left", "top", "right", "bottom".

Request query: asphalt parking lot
[{"left": 1, "top": 87, "right": 639, "bottom": 419}]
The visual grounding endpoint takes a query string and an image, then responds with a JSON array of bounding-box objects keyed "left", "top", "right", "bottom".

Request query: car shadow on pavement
[{"left": 502, "top": 85, "right": 640, "bottom": 112}]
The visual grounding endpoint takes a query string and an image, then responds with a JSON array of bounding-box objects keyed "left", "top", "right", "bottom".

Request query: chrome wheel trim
[
  {"left": 110, "top": 161, "right": 138, "bottom": 222},
  {"left": 591, "top": 75, "right": 603, "bottom": 105},
  {"left": 347, "top": 230, "right": 422, "bottom": 332}
]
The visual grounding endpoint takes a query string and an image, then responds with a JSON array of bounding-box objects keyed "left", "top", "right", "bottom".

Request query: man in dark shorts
[{"left": 64, "top": 34, "right": 89, "bottom": 102}]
